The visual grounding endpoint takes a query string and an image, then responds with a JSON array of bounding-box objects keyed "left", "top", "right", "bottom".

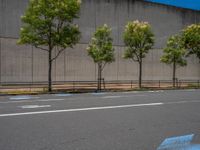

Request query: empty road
[{"left": 0, "top": 89, "right": 200, "bottom": 150}]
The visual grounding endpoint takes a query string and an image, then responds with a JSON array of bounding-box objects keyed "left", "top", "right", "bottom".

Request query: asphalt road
[{"left": 0, "top": 89, "right": 200, "bottom": 150}]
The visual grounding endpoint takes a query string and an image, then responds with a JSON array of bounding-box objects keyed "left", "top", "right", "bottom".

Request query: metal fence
[{"left": 0, "top": 80, "right": 199, "bottom": 92}]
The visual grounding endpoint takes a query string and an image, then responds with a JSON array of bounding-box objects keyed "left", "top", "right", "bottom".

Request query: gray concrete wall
[{"left": 0, "top": 0, "right": 199, "bottom": 83}]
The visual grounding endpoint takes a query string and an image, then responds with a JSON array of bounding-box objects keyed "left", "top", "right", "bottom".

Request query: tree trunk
[
  {"left": 97, "top": 63, "right": 102, "bottom": 91},
  {"left": 48, "top": 50, "right": 52, "bottom": 92},
  {"left": 139, "top": 60, "right": 142, "bottom": 89},
  {"left": 173, "top": 61, "right": 176, "bottom": 88}
]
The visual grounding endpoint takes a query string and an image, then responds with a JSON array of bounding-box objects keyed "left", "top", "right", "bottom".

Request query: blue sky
[{"left": 145, "top": 0, "right": 200, "bottom": 11}]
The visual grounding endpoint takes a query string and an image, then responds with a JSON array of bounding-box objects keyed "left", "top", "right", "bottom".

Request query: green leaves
[
  {"left": 182, "top": 24, "right": 200, "bottom": 60},
  {"left": 123, "top": 20, "right": 154, "bottom": 62},
  {"left": 87, "top": 24, "right": 115, "bottom": 64},
  {"left": 161, "top": 35, "right": 187, "bottom": 67},
  {"left": 18, "top": 0, "right": 81, "bottom": 52}
]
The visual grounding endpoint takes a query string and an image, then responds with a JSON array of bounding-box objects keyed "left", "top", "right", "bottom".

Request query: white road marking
[
  {"left": 0, "top": 99, "right": 65, "bottom": 104},
  {"left": 0, "top": 100, "right": 199, "bottom": 118},
  {"left": 90, "top": 93, "right": 106, "bottom": 95},
  {"left": 148, "top": 90, "right": 164, "bottom": 93},
  {"left": 19, "top": 105, "right": 51, "bottom": 109},
  {"left": 102, "top": 95, "right": 145, "bottom": 99},
  {"left": 102, "top": 96, "right": 124, "bottom": 99},
  {"left": 0, "top": 102, "right": 163, "bottom": 117},
  {"left": 10, "top": 96, "right": 40, "bottom": 100},
  {"left": 37, "top": 99, "right": 65, "bottom": 102},
  {"left": 54, "top": 94, "right": 72, "bottom": 97},
  {"left": 122, "top": 91, "right": 140, "bottom": 94}
]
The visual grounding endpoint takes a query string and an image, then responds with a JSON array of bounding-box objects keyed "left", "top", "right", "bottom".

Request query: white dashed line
[
  {"left": 19, "top": 105, "right": 51, "bottom": 109},
  {"left": 102, "top": 95, "right": 145, "bottom": 99},
  {"left": 102, "top": 96, "right": 124, "bottom": 99},
  {"left": 10, "top": 96, "right": 40, "bottom": 100},
  {"left": 0, "top": 99, "right": 65, "bottom": 104}
]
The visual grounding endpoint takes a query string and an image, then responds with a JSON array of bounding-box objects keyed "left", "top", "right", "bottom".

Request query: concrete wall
[{"left": 0, "top": 0, "right": 199, "bottom": 83}]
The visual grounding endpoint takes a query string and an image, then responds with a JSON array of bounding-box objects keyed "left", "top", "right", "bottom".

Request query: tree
[
  {"left": 123, "top": 20, "right": 154, "bottom": 88},
  {"left": 161, "top": 35, "right": 187, "bottom": 87},
  {"left": 182, "top": 24, "right": 200, "bottom": 61},
  {"left": 18, "top": 0, "right": 81, "bottom": 92},
  {"left": 87, "top": 24, "right": 115, "bottom": 91}
]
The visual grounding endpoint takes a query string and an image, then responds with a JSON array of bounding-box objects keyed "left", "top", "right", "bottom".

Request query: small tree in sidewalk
[
  {"left": 161, "top": 35, "right": 187, "bottom": 87},
  {"left": 123, "top": 20, "right": 154, "bottom": 88},
  {"left": 87, "top": 24, "right": 115, "bottom": 91},
  {"left": 18, "top": 0, "right": 81, "bottom": 92}
]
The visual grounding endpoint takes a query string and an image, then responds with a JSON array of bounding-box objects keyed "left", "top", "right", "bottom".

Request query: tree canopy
[
  {"left": 161, "top": 35, "right": 187, "bottom": 66},
  {"left": 123, "top": 20, "right": 154, "bottom": 62},
  {"left": 182, "top": 24, "right": 200, "bottom": 61},
  {"left": 87, "top": 24, "right": 115, "bottom": 66}
]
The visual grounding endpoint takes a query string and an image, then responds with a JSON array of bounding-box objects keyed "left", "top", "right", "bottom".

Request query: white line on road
[
  {"left": 0, "top": 99, "right": 65, "bottom": 104},
  {"left": 122, "top": 91, "right": 140, "bottom": 94},
  {"left": 102, "top": 96, "right": 124, "bottom": 99},
  {"left": 0, "top": 100, "right": 199, "bottom": 118},
  {"left": 102, "top": 95, "right": 145, "bottom": 99},
  {"left": 0, "top": 102, "right": 163, "bottom": 117},
  {"left": 10, "top": 96, "right": 40, "bottom": 100},
  {"left": 19, "top": 105, "right": 51, "bottom": 109}
]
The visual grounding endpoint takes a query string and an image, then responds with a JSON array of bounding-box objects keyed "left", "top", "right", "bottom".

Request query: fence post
[
  {"left": 131, "top": 80, "right": 133, "bottom": 89},
  {"left": 102, "top": 78, "right": 105, "bottom": 90},
  {"left": 73, "top": 81, "right": 75, "bottom": 92}
]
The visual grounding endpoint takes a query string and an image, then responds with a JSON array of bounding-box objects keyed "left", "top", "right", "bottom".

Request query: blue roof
[{"left": 145, "top": 0, "right": 200, "bottom": 11}]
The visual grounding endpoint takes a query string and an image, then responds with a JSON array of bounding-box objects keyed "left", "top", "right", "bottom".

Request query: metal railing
[{"left": 0, "top": 79, "right": 199, "bottom": 92}]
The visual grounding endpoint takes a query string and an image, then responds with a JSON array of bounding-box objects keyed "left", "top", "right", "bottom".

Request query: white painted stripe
[
  {"left": 0, "top": 100, "right": 199, "bottom": 118},
  {"left": 0, "top": 102, "right": 163, "bottom": 117},
  {"left": 102, "top": 95, "right": 145, "bottom": 99},
  {"left": 122, "top": 91, "right": 140, "bottom": 94},
  {"left": 102, "top": 96, "right": 123, "bottom": 99},
  {"left": 37, "top": 99, "right": 65, "bottom": 102},
  {"left": 148, "top": 90, "right": 164, "bottom": 93},
  {"left": 0, "top": 99, "right": 65, "bottom": 104},
  {"left": 10, "top": 96, "right": 40, "bottom": 100},
  {"left": 165, "top": 100, "right": 200, "bottom": 105},
  {"left": 19, "top": 105, "right": 51, "bottom": 109}
]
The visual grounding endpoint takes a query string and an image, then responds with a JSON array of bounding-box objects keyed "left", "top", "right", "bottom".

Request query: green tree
[
  {"left": 161, "top": 35, "right": 187, "bottom": 87},
  {"left": 18, "top": 0, "right": 81, "bottom": 92},
  {"left": 123, "top": 20, "right": 154, "bottom": 88},
  {"left": 182, "top": 24, "right": 200, "bottom": 61},
  {"left": 87, "top": 24, "right": 115, "bottom": 91}
]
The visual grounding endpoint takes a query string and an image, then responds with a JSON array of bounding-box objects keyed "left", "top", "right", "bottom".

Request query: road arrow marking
[{"left": 157, "top": 134, "right": 200, "bottom": 150}]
